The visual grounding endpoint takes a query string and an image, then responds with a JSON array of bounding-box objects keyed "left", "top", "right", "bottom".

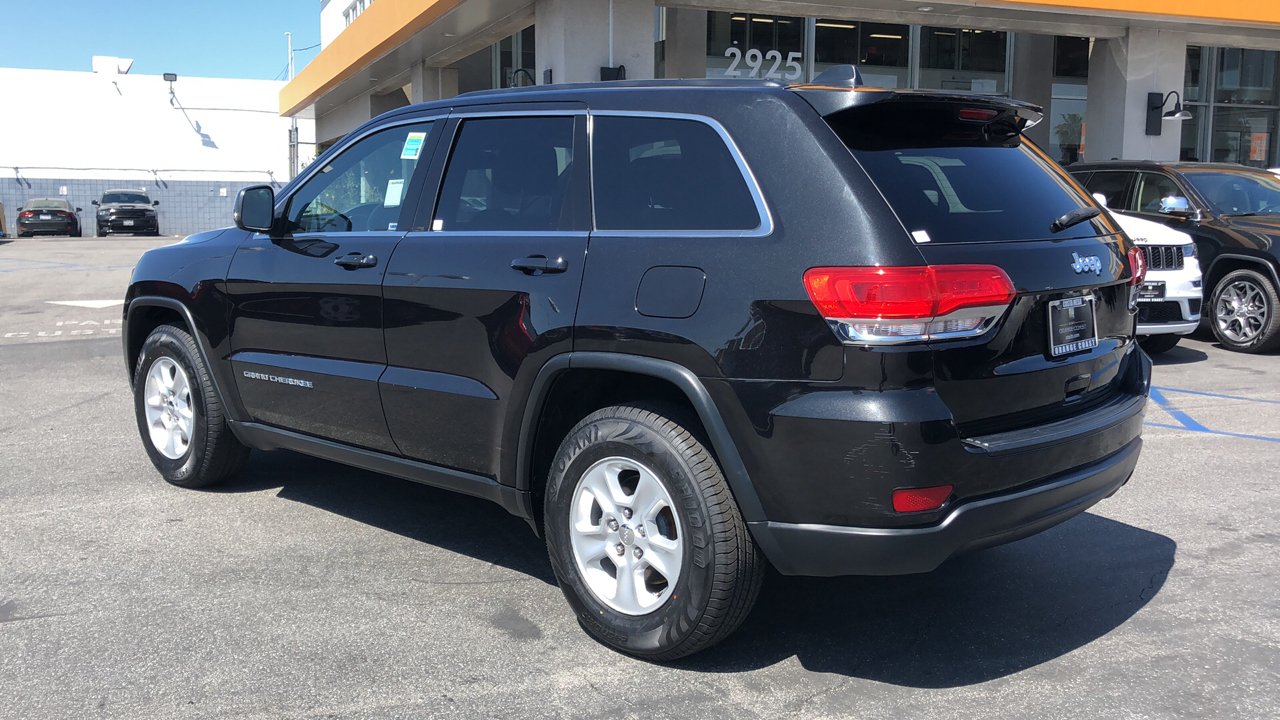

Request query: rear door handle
[
  {"left": 334, "top": 252, "right": 378, "bottom": 269},
  {"left": 511, "top": 255, "right": 568, "bottom": 275}
]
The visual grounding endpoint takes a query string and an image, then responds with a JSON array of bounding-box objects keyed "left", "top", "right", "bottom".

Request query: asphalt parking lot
[{"left": 1, "top": 237, "right": 1277, "bottom": 719}]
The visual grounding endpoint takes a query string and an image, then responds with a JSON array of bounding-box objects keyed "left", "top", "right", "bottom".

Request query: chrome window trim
[
  {"left": 403, "top": 230, "right": 590, "bottom": 238},
  {"left": 587, "top": 110, "right": 775, "bottom": 238}
]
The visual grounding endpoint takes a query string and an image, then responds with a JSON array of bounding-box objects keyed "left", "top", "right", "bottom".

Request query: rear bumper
[{"left": 751, "top": 438, "right": 1140, "bottom": 576}]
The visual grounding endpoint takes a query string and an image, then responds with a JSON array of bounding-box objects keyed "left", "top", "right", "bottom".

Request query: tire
[
  {"left": 133, "top": 324, "right": 249, "bottom": 488},
  {"left": 544, "top": 403, "right": 763, "bottom": 660},
  {"left": 1209, "top": 268, "right": 1280, "bottom": 353},
  {"left": 1139, "top": 334, "right": 1181, "bottom": 354}
]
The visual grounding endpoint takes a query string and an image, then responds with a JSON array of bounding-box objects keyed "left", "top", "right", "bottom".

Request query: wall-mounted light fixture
[
  {"left": 1146, "top": 91, "right": 1192, "bottom": 135},
  {"left": 164, "top": 72, "right": 178, "bottom": 106}
]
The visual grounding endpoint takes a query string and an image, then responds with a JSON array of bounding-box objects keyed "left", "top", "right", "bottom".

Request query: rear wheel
[
  {"left": 133, "top": 324, "right": 248, "bottom": 487},
  {"left": 1210, "top": 269, "right": 1280, "bottom": 353},
  {"left": 1139, "top": 334, "right": 1181, "bottom": 354},
  {"left": 544, "top": 403, "right": 763, "bottom": 660}
]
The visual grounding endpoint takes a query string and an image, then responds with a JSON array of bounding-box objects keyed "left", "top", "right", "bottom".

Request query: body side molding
[{"left": 230, "top": 421, "right": 531, "bottom": 521}]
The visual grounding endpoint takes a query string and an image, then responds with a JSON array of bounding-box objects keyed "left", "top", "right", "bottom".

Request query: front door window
[{"left": 287, "top": 122, "right": 435, "bottom": 234}]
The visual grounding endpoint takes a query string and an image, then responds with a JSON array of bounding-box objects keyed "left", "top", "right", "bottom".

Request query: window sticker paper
[
  {"left": 401, "top": 132, "right": 427, "bottom": 160},
  {"left": 384, "top": 178, "right": 405, "bottom": 207}
]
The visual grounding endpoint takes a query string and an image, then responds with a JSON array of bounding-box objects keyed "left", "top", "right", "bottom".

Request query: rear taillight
[
  {"left": 1127, "top": 246, "right": 1147, "bottom": 286},
  {"left": 18, "top": 211, "right": 33, "bottom": 219},
  {"left": 803, "top": 265, "right": 1015, "bottom": 344}
]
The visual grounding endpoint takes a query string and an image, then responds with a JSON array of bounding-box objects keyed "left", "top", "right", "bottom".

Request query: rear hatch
[{"left": 816, "top": 92, "right": 1139, "bottom": 435}]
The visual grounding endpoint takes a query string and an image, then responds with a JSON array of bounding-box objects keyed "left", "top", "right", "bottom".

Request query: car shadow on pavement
[
  {"left": 680, "top": 512, "right": 1176, "bottom": 686},
  {"left": 1149, "top": 344, "right": 1209, "bottom": 365},
  {"left": 220, "top": 450, "right": 1174, "bottom": 687},
  {"left": 221, "top": 449, "right": 559, "bottom": 585}
]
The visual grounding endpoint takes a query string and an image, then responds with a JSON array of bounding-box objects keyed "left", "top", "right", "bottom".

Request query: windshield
[
  {"left": 1183, "top": 170, "right": 1280, "bottom": 216},
  {"left": 829, "top": 102, "right": 1106, "bottom": 243},
  {"left": 103, "top": 192, "right": 150, "bottom": 204},
  {"left": 24, "top": 199, "right": 70, "bottom": 210}
]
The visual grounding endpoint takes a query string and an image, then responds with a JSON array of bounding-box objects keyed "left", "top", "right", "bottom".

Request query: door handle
[
  {"left": 511, "top": 255, "right": 568, "bottom": 275},
  {"left": 334, "top": 252, "right": 378, "bottom": 269}
]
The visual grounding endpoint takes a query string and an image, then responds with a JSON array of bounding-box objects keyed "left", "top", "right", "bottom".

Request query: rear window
[
  {"left": 829, "top": 103, "right": 1104, "bottom": 244},
  {"left": 23, "top": 199, "right": 70, "bottom": 210}
]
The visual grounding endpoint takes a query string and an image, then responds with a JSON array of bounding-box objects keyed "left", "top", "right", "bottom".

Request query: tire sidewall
[
  {"left": 1211, "top": 269, "right": 1277, "bottom": 351},
  {"left": 133, "top": 329, "right": 211, "bottom": 486},
  {"left": 545, "top": 414, "right": 718, "bottom": 657}
]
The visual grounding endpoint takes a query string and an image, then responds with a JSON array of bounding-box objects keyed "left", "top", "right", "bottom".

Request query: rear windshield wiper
[{"left": 1051, "top": 206, "right": 1101, "bottom": 233}]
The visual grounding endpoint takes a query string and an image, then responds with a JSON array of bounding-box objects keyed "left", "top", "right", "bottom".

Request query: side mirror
[
  {"left": 152, "top": 200, "right": 160, "bottom": 206},
  {"left": 1092, "top": 192, "right": 1109, "bottom": 208},
  {"left": 234, "top": 185, "right": 276, "bottom": 233},
  {"left": 91, "top": 200, "right": 99, "bottom": 206},
  {"left": 1158, "top": 195, "right": 1194, "bottom": 217},
  {"left": 75, "top": 207, "right": 83, "bottom": 213}
]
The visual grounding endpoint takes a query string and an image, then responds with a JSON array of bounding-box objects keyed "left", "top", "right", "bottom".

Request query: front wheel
[
  {"left": 544, "top": 403, "right": 763, "bottom": 660},
  {"left": 133, "top": 324, "right": 249, "bottom": 487},
  {"left": 1210, "top": 269, "right": 1280, "bottom": 353}
]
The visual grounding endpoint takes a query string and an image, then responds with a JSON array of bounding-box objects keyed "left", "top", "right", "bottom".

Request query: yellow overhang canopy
[
  {"left": 990, "top": 0, "right": 1280, "bottom": 26},
  {"left": 280, "top": 0, "right": 464, "bottom": 117}
]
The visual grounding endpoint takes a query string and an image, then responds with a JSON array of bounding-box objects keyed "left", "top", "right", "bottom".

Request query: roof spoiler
[{"left": 790, "top": 65, "right": 1043, "bottom": 129}]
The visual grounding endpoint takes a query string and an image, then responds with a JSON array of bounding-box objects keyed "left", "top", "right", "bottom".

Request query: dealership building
[
  {"left": 0, "top": 58, "right": 315, "bottom": 236},
  {"left": 285, "top": 0, "right": 1280, "bottom": 167}
]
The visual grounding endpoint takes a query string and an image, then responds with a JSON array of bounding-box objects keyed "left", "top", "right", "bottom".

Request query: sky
[{"left": 0, "top": 0, "right": 320, "bottom": 80}]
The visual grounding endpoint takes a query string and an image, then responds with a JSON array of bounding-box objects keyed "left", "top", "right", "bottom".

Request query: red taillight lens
[
  {"left": 1127, "top": 247, "right": 1147, "bottom": 286},
  {"left": 18, "top": 211, "right": 33, "bottom": 219},
  {"left": 892, "top": 485, "right": 954, "bottom": 513},
  {"left": 803, "top": 265, "right": 1015, "bottom": 343},
  {"left": 958, "top": 107, "right": 999, "bottom": 122}
]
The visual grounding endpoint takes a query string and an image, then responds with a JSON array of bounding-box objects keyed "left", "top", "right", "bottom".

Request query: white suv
[{"left": 1105, "top": 206, "right": 1203, "bottom": 353}]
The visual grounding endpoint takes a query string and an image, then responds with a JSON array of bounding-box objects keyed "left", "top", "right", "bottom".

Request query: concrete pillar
[
  {"left": 662, "top": 8, "right": 707, "bottom": 79},
  {"left": 1012, "top": 33, "right": 1055, "bottom": 150},
  {"left": 536, "top": 0, "right": 655, "bottom": 84},
  {"left": 1085, "top": 27, "right": 1188, "bottom": 162},
  {"left": 409, "top": 63, "right": 460, "bottom": 104}
]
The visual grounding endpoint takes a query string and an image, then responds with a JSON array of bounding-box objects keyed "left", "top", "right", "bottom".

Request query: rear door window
[
  {"left": 1080, "top": 171, "right": 1135, "bottom": 210},
  {"left": 433, "top": 116, "right": 578, "bottom": 232},
  {"left": 829, "top": 103, "right": 1104, "bottom": 243},
  {"left": 591, "top": 115, "right": 761, "bottom": 232}
]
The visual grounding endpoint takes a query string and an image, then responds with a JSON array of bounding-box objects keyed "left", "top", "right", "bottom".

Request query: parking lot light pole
[{"left": 286, "top": 32, "right": 299, "bottom": 179}]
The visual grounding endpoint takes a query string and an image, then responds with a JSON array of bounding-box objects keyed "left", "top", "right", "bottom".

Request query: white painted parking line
[{"left": 45, "top": 299, "right": 124, "bottom": 309}]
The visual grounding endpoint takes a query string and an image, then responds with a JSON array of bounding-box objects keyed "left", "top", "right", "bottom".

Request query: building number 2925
[{"left": 723, "top": 47, "right": 804, "bottom": 81}]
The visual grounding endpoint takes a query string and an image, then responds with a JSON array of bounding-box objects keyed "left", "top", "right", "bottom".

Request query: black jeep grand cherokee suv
[{"left": 124, "top": 78, "right": 1150, "bottom": 659}]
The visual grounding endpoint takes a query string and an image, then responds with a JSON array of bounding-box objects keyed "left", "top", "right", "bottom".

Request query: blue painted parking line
[
  {"left": 1146, "top": 387, "right": 1280, "bottom": 443},
  {"left": 1153, "top": 386, "right": 1280, "bottom": 406}
]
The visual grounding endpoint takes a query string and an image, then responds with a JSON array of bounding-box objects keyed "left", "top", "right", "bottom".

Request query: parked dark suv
[
  {"left": 94, "top": 188, "right": 160, "bottom": 236},
  {"left": 1070, "top": 161, "right": 1280, "bottom": 353},
  {"left": 124, "top": 77, "right": 1150, "bottom": 659}
]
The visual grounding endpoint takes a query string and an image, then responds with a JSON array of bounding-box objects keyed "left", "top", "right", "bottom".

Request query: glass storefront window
[
  {"left": 813, "top": 20, "right": 909, "bottom": 87},
  {"left": 1215, "top": 48, "right": 1279, "bottom": 106},
  {"left": 1184, "top": 45, "right": 1280, "bottom": 167},
  {"left": 1211, "top": 106, "right": 1277, "bottom": 167},
  {"left": 920, "top": 28, "right": 1007, "bottom": 93},
  {"left": 706, "top": 12, "right": 804, "bottom": 81},
  {"left": 1048, "top": 85, "right": 1087, "bottom": 165},
  {"left": 1185, "top": 46, "right": 1206, "bottom": 103},
  {"left": 1180, "top": 114, "right": 1203, "bottom": 161},
  {"left": 1054, "top": 36, "right": 1089, "bottom": 78}
]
